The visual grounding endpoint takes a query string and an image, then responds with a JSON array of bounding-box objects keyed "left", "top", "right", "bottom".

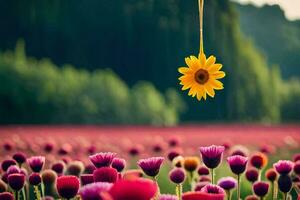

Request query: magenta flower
[
  {"left": 7, "top": 166, "right": 20, "bottom": 175},
  {"left": 1, "top": 159, "right": 17, "bottom": 171},
  {"left": 27, "top": 156, "right": 45, "bottom": 172},
  {"left": 201, "top": 184, "right": 225, "bottom": 195},
  {"left": 8, "top": 174, "right": 25, "bottom": 191},
  {"left": 167, "top": 149, "right": 182, "bottom": 161},
  {"left": 80, "top": 174, "right": 94, "bottom": 186},
  {"left": 245, "top": 168, "right": 259, "bottom": 183},
  {"left": 111, "top": 158, "right": 126, "bottom": 172},
  {"left": 93, "top": 167, "right": 118, "bottom": 183},
  {"left": 199, "top": 145, "right": 225, "bottom": 169},
  {"left": 227, "top": 155, "right": 248, "bottom": 175},
  {"left": 273, "top": 160, "right": 294, "bottom": 175},
  {"left": 89, "top": 152, "right": 116, "bottom": 168},
  {"left": 294, "top": 161, "right": 300, "bottom": 175},
  {"left": 138, "top": 157, "right": 165, "bottom": 177},
  {"left": 12, "top": 152, "right": 27, "bottom": 166},
  {"left": 253, "top": 181, "right": 269, "bottom": 198},
  {"left": 79, "top": 182, "right": 112, "bottom": 200},
  {"left": 194, "top": 182, "right": 210, "bottom": 191},
  {"left": 56, "top": 175, "right": 80, "bottom": 199},
  {"left": 217, "top": 177, "right": 237, "bottom": 191},
  {"left": 198, "top": 166, "right": 210, "bottom": 176},
  {"left": 182, "top": 191, "right": 224, "bottom": 200},
  {"left": 0, "top": 192, "right": 14, "bottom": 200},
  {"left": 51, "top": 161, "right": 65, "bottom": 175},
  {"left": 29, "top": 173, "right": 42, "bottom": 186},
  {"left": 169, "top": 168, "right": 186, "bottom": 184}
]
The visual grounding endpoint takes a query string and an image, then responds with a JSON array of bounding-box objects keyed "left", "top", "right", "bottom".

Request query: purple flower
[
  {"left": 227, "top": 155, "right": 248, "bottom": 175},
  {"left": 12, "top": 152, "right": 27, "bottom": 165},
  {"left": 159, "top": 194, "right": 178, "bottom": 200},
  {"left": 7, "top": 166, "right": 21, "bottom": 175},
  {"left": 253, "top": 181, "right": 269, "bottom": 197},
  {"left": 0, "top": 192, "right": 14, "bottom": 200},
  {"left": 79, "top": 182, "right": 112, "bottom": 200},
  {"left": 245, "top": 168, "right": 259, "bottom": 183},
  {"left": 273, "top": 160, "right": 294, "bottom": 175},
  {"left": 27, "top": 156, "right": 45, "bottom": 172},
  {"left": 201, "top": 184, "right": 225, "bottom": 194},
  {"left": 89, "top": 152, "right": 116, "bottom": 168},
  {"left": 197, "top": 166, "right": 210, "bottom": 176},
  {"left": 167, "top": 149, "right": 181, "bottom": 161},
  {"left": 137, "top": 157, "right": 165, "bottom": 177},
  {"left": 29, "top": 173, "right": 42, "bottom": 185},
  {"left": 93, "top": 167, "right": 118, "bottom": 183},
  {"left": 80, "top": 174, "right": 94, "bottom": 186},
  {"left": 8, "top": 173, "right": 25, "bottom": 191},
  {"left": 199, "top": 145, "right": 225, "bottom": 169},
  {"left": 111, "top": 158, "right": 126, "bottom": 172},
  {"left": 294, "top": 161, "right": 300, "bottom": 175},
  {"left": 278, "top": 175, "right": 292, "bottom": 193},
  {"left": 1, "top": 159, "right": 17, "bottom": 171},
  {"left": 217, "top": 177, "right": 237, "bottom": 191},
  {"left": 169, "top": 168, "right": 186, "bottom": 184},
  {"left": 194, "top": 182, "right": 210, "bottom": 191}
]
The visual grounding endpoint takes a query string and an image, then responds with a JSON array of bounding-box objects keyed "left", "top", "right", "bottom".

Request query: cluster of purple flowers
[{"left": 0, "top": 138, "right": 299, "bottom": 200}]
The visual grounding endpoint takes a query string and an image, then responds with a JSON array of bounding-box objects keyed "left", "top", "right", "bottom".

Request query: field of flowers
[{"left": 0, "top": 125, "right": 300, "bottom": 200}]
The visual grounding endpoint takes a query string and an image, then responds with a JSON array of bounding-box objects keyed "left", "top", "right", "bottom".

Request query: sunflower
[{"left": 178, "top": 53, "right": 225, "bottom": 101}]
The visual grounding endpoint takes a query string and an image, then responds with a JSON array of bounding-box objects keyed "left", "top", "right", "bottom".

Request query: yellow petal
[
  {"left": 178, "top": 67, "right": 189, "bottom": 74},
  {"left": 205, "top": 84, "right": 215, "bottom": 97},
  {"left": 199, "top": 53, "right": 206, "bottom": 67},
  {"left": 212, "top": 71, "right": 226, "bottom": 79},
  {"left": 210, "top": 79, "right": 224, "bottom": 90},
  {"left": 196, "top": 92, "right": 202, "bottom": 101},
  {"left": 205, "top": 56, "right": 216, "bottom": 68},
  {"left": 208, "top": 64, "right": 222, "bottom": 72}
]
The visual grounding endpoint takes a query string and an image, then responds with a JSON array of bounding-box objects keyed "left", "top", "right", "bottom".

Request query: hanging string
[{"left": 198, "top": 0, "right": 204, "bottom": 55}]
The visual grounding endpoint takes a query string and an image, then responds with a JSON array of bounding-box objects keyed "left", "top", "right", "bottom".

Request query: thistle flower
[
  {"left": 29, "top": 173, "right": 42, "bottom": 185},
  {"left": 169, "top": 168, "right": 186, "bottom": 184},
  {"left": 201, "top": 184, "right": 225, "bottom": 195},
  {"left": 67, "top": 161, "right": 84, "bottom": 177},
  {"left": 1, "top": 160, "right": 17, "bottom": 172},
  {"left": 245, "top": 195, "right": 259, "bottom": 200},
  {"left": 0, "top": 192, "right": 14, "bottom": 200},
  {"left": 199, "top": 176, "right": 211, "bottom": 182},
  {"left": 273, "top": 160, "right": 294, "bottom": 175},
  {"left": 217, "top": 177, "right": 237, "bottom": 191},
  {"left": 159, "top": 194, "right": 178, "bottom": 200},
  {"left": 278, "top": 175, "right": 292, "bottom": 193},
  {"left": 198, "top": 166, "right": 210, "bottom": 176},
  {"left": 172, "top": 156, "right": 184, "bottom": 168},
  {"left": 80, "top": 174, "right": 94, "bottom": 186},
  {"left": 194, "top": 182, "right": 210, "bottom": 191},
  {"left": 184, "top": 157, "right": 200, "bottom": 172},
  {"left": 253, "top": 181, "right": 269, "bottom": 198},
  {"left": 6, "top": 166, "right": 20, "bottom": 175},
  {"left": 250, "top": 153, "right": 268, "bottom": 170},
  {"left": 294, "top": 161, "right": 300, "bottom": 175},
  {"left": 7, "top": 174, "right": 25, "bottom": 191},
  {"left": 89, "top": 152, "right": 116, "bottom": 168},
  {"left": 56, "top": 175, "right": 80, "bottom": 199},
  {"left": 42, "top": 170, "right": 57, "bottom": 185},
  {"left": 168, "top": 137, "right": 180, "bottom": 147},
  {"left": 1, "top": 173, "right": 8, "bottom": 183},
  {"left": 230, "top": 145, "right": 249, "bottom": 157},
  {"left": 199, "top": 145, "right": 225, "bottom": 169},
  {"left": 79, "top": 182, "right": 112, "bottom": 200},
  {"left": 111, "top": 158, "right": 126, "bottom": 172},
  {"left": 227, "top": 155, "right": 248, "bottom": 175},
  {"left": 128, "top": 146, "right": 142, "bottom": 157},
  {"left": 153, "top": 143, "right": 164, "bottom": 153},
  {"left": 293, "top": 153, "right": 300, "bottom": 162},
  {"left": 51, "top": 161, "right": 65, "bottom": 175},
  {"left": 0, "top": 179, "right": 8, "bottom": 192},
  {"left": 109, "top": 178, "right": 157, "bottom": 200},
  {"left": 93, "top": 167, "right": 118, "bottom": 183},
  {"left": 265, "top": 168, "right": 277, "bottom": 182},
  {"left": 182, "top": 191, "right": 225, "bottom": 200},
  {"left": 12, "top": 152, "right": 26, "bottom": 166},
  {"left": 3, "top": 141, "right": 14, "bottom": 151},
  {"left": 137, "top": 157, "right": 164, "bottom": 177},
  {"left": 245, "top": 168, "right": 259, "bottom": 183},
  {"left": 167, "top": 149, "right": 182, "bottom": 162},
  {"left": 44, "top": 142, "right": 54, "bottom": 153},
  {"left": 27, "top": 156, "right": 45, "bottom": 172}
]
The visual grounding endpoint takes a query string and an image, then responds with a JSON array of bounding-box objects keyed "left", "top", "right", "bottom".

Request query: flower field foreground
[{"left": 0, "top": 125, "right": 300, "bottom": 200}]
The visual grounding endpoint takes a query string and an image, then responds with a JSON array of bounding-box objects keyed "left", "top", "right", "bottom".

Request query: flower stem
[
  {"left": 211, "top": 168, "right": 214, "bottom": 184},
  {"left": 226, "top": 190, "right": 232, "bottom": 200},
  {"left": 271, "top": 181, "right": 274, "bottom": 200},
  {"left": 34, "top": 185, "right": 42, "bottom": 200},
  {"left": 198, "top": 0, "right": 204, "bottom": 55},
  {"left": 176, "top": 184, "right": 183, "bottom": 200},
  {"left": 237, "top": 174, "right": 241, "bottom": 200}
]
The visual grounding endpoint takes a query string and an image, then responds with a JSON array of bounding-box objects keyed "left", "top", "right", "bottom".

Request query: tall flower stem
[
  {"left": 198, "top": 0, "right": 204, "bottom": 55},
  {"left": 13, "top": 191, "right": 18, "bottom": 200},
  {"left": 237, "top": 174, "right": 241, "bottom": 200},
  {"left": 271, "top": 182, "right": 274, "bottom": 200},
  {"left": 283, "top": 193, "right": 287, "bottom": 200},
  {"left": 211, "top": 168, "right": 214, "bottom": 184},
  {"left": 176, "top": 184, "right": 183, "bottom": 200},
  {"left": 226, "top": 190, "right": 232, "bottom": 200}
]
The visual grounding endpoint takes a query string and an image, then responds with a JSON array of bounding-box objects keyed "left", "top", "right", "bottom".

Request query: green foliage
[{"left": 0, "top": 43, "right": 184, "bottom": 125}]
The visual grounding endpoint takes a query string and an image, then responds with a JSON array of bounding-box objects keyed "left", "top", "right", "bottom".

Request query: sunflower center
[{"left": 195, "top": 69, "right": 209, "bottom": 84}]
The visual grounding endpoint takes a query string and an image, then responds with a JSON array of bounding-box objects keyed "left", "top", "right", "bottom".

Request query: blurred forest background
[{"left": 0, "top": 0, "right": 299, "bottom": 125}]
